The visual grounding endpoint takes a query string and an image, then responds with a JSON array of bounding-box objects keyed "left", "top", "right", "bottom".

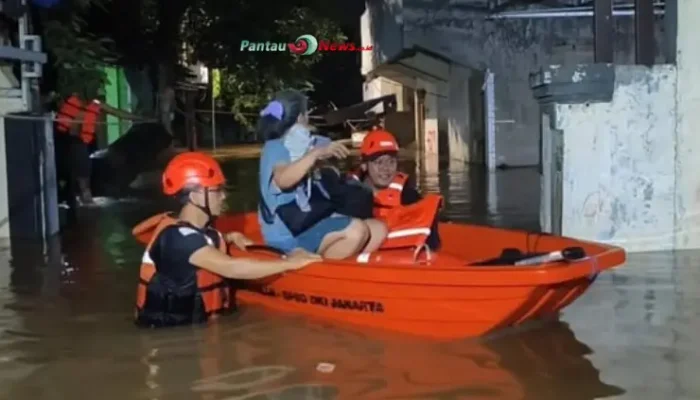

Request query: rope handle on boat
[{"left": 413, "top": 243, "right": 432, "bottom": 263}]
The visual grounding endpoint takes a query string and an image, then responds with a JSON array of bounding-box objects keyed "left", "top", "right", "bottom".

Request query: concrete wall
[
  {"left": 398, "top": 1, "right": 667, "bottom": 167},
  {"left": 361, "top": 0, "right": 404, "bottom": 75},
  {"left": 0, "top": 72, "right": 25, "bottom": 239},
  {"left": 538, "top": 2, "right": 700, "bottom": 252},
  {"left": 384, "top": 111, "right": 414, "bottom": 146},
  {"left": 547, "top": 66, "right": 676, "bottom": 252},
  {"left": 362, "top": 1, "right": 483, "bottom": 165},
  {"left": 673, "top": 0, "right": 700, "bottom": 250},
  {"left": 446, "top": 65, "right": 470, "bottom": 163},
  {"left": 446, "top": 65, "right": 485, "bottom": 164}
]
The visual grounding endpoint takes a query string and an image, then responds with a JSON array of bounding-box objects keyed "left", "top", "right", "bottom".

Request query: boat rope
[
  {"left": 413, "top": 243, "right": 432, "bottom": 263},
  {"left": 525, "top": 232, "right": 543, "bottom": 254}
]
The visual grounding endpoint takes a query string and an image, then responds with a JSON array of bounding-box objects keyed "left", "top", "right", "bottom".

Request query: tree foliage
[
  {"left": 184, "top": 4, "right": 345, "bottom": 125},
  {"left": 37, "top": 0, "right": 117, "bottom": 100},
  {"left": 37, "top": 0, "right": 346, "bottom": 123}
]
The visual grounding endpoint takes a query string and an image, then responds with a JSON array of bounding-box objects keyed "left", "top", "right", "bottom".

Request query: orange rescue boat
[{"left": 132, "top": 212, "right": 626, "bottom": 340}]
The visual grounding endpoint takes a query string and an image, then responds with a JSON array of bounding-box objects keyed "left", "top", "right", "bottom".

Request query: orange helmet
[
  {"left": 162, "top": 152, "right": 225, "bottom": 195},
  {"left": 360, "top": 129, "right": 399, "bottom": 158}
]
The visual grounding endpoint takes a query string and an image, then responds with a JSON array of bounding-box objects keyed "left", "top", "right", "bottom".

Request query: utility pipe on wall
[{"left": 487, "top": 5, "right": 665, "bottom": 19}]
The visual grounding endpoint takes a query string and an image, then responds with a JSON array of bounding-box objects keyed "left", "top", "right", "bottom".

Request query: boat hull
[
  {"left": 133, "top": 212, "right": 626, "bottom": 339},
  {"left": 235, "top": 274, "right": 595, "bottom": 340}
]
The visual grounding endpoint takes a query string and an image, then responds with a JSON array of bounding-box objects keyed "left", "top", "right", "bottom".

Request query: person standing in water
[
  {"left": 133, "top": 151, "right": 320, "bottom": 328},
  {"left": 257, "top": 90, "right": 387, "bottom": 259},
  {"left": 55, "top": 91, "right": 148, "bottom": 205}
]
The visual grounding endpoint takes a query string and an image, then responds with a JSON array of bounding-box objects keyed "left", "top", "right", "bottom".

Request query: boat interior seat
[{"left": 469, "top": 248, "right": 548, "bottom": 266}]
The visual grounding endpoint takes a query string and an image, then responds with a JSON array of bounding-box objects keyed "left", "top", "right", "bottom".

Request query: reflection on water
[{"left": 0, "top": 156, "right": 696, "bottom": 399}]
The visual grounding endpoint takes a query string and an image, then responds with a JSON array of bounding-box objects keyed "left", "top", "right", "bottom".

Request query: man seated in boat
[
  {"left": 350, "top": 129, "right": 442, "bottom": 250},
  {"left": 132, "top": 151, "right": 320, "bottom": 328}
]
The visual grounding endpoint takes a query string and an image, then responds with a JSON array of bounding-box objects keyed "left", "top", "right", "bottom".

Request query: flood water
[{"left": 0, "top": 156, "right": 698, "bottom": 399}]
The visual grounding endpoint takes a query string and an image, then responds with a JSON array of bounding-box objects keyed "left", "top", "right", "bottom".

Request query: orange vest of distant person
[
  {"left": 55, "top": 95, "right": 102, "bottom": 144},
  {"left": 349, "top": 171, "right": 442, "bottom": 250},
  {"left": 134, "top": 213, "right": 233, "bottom": 326}
]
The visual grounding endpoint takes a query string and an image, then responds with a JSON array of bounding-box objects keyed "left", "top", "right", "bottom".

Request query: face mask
[{"left": 283, "top": 123, "right": 313, "bottom": 162}]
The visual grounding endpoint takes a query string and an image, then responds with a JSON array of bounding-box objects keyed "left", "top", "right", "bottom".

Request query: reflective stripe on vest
[
  {"left": 135, "top": 214, "right": 231, "bottom": 320},
  {"left": 348, "top": 170, "right": 440, "bottom": 250},
  {"left": 377, "top": 193, "right": 443, "bottom": 251}
]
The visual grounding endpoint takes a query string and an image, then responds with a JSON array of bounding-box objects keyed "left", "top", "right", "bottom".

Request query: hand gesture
[
  {"left": 285, "top": 248, "right": 322, "bottom": 270},
  {"left": 312, "top": 141, "right": 350, "bottom": 161},
  {"left": 225, "top": 231, "right": 254, "bottom": 251}
]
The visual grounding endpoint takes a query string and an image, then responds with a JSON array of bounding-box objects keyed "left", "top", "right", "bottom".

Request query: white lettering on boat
[{"left": 256, "top": 287, "right": 384, "bottom": 313}]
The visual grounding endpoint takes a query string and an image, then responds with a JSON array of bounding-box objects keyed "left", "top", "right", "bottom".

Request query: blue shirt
[{"left": 258, "top": 139, "right": 298, "bottom": 252}]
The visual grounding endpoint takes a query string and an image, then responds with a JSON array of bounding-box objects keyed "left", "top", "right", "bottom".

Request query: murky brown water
[{"left": 0, "top": 156, "right": 697, "bottom": 399}]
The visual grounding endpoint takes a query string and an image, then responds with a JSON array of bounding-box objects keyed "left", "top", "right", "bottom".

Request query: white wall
[
  {"left": 0, "top": 100, "right": 26, "bottom": 239},
  {"left": 541, "top": 1, "right": 700, "bottom": 252},
  {"left": 361, "top": 0, "right": 404, "bottom": 76},
  {"left": 362, "top": 76, "right": 404, "bottom": 117},
  {"left": 0, "top": 62, "right": 25, "bottom": 239},
  {"left": 360, "top": 6, "right": 374, "bottom": 77},
  {"left": 550, "top": 66, "right": 677, "bottom": 252},
  {"left": 673, "top": 0, "right": 700, "bottom": 250}
]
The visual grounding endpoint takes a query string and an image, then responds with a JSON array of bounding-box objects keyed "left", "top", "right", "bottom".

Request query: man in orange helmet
[
  {"left": 133, "top": 151, "right": 320, "bottom": 328},
  {"left": 350, "top": 129, "right": 442, "bottom": 250}
]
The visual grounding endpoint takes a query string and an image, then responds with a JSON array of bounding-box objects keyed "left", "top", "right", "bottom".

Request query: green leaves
[
  {"left": 40, "top": 0, "right": 344, "bottom": 123},
  {"left": 40, "top": 2, "right": 117, "bottom": 99},
  {"left": 188, "top": 4, "right": 344, "bottom": 126}
]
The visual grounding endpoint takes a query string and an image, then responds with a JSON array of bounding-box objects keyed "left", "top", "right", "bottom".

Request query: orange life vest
[
  {"left": 135, "top": 213, "right": 234, "bottom": 328},
  {"left": 349, "top": 171, "right": 442, "bottom": 250},
  {"left": 372, "top": 172, "right": 409, "bottom": 219},
  {"left": 55, "top": 95, "right": 102, "bottom": 144}
]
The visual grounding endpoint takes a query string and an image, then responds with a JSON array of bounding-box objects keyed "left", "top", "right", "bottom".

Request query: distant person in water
[
  {"left": 54, "top": 90, "right": 149, "bottom": 205},
  {"left": 133, "top": 151, "right": 320, "bottom": 328},
  {"left": 350, "top": 129, "right": 442, "bottom": 250},
  {"left": 257, "top": 89, "right": 388, "bottom": 259}
]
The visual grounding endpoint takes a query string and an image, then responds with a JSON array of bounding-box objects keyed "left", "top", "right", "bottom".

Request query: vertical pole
[
  {"left": 185, "top": 90, "right": 196, "bottom": 150},
  {"left": 43, "top": 113, "right": 59, "bottom": 238},
  {"left": 487, "top": 170, "right": 498, "bottom": 217},
  {"left": 415, "top": 88, "right": 426, "bottom": 154},
  {"left": 18, "top": 0, "right": 30, "bottom": 111},
  {"left": 483, "top": 70, "right": 496, "bottom": 171},
  {"left": 104, "top": 66, "right": 120, "bottom": 145},
  {"left": 593, "top": 0, "right": 614, "bottom": 63},
  {"left": 211, "top": 85, "right": 216, "bottom": 151},
  {"left": 635, "top": 0, "right": 655, "bottom": 66},
  {"left": 663, "top": 0, "right": 677, "bottom": 64}
]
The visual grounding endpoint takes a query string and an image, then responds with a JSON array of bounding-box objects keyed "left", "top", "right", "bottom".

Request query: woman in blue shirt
[{"left": 257, "top": 90, "right": 387, "bottom": 259}]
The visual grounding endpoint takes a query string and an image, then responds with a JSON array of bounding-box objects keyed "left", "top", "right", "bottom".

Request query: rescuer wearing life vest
[
  {"left": 134, "top": 151, "right": 320, "bottom": 328},
  {"left": 55, "top": 92, "right": 147, "bottom": 205},
  {"left": 351, "top": 129, "right": 442, "bottom": 250}
]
